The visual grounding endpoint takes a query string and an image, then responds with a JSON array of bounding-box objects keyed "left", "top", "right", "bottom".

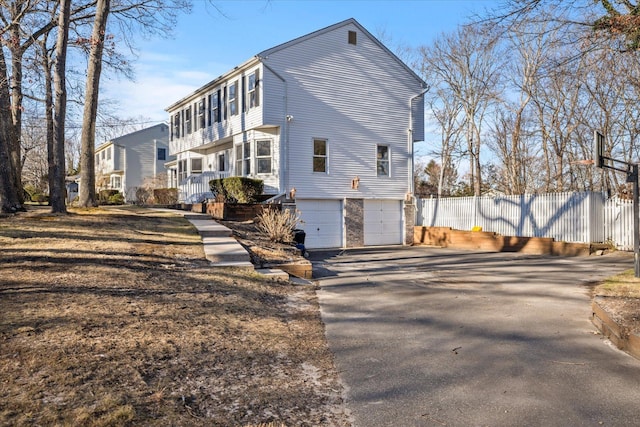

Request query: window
[
  {"left": 178, "top": 159, "right": 187, "bottom": 182},
  {"left": 101, "top": 151, "right": 105, "bottom": 160},
  {"left": 111, "top": 175, "right": 121, "bottom": 189},
  {"left": 106, "top": 147, "right": 111, "bottom": 160},
  {"left": 223, "top": 87, "right": 227, "bottom": 120},
  {"left": 235, "top": 143, "right": 251, "bottom": 176},
  {"left": 348, "top": 30, "right": 357, "bottom": 45},
  {"left": 157, "top": 147, "right": 167, "bottom": 161},
  {"left": 248, "top": 70, "right": 260, "bottom": 109},
  {"left": 173, "top": 113, "right": 180, "bottom": 139},
  {"left": 211, "top": 91, "right": 220, "bottom": 123},
  {"left": 228, "top": 81, "right": 238, "bottom": 116},
  {"left": 95, "top": 154, "right": 99, "bottom": 164},
  {"left": 243, "top": 142, "right": 251, "bottom": 175},
  {"left": 235, "top": 145, "right": 242, "bottom": 176},
  {"left": 377, "top": 145, "right": 389, "bottom": 176},
  {"left": 185, "top": 106, "right": 192, "bottom": 134},
  {"left": 313, "top": 139, "right": 327, "bottom": 173},
  {"left": 256, "top": 140, "right": 272, "bottom": 174},
  {"left": 191, "top": 158, "right": 203, "bottom": 174},
  {"left": 198, "top": 99, "right": 205, "bottom": 129},
  {"left": 218, "top": 152, "right": 226, "bottom": 172}
]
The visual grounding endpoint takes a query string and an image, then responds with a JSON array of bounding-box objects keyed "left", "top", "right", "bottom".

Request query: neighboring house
[
  {"left": 166, "top": 18, "right": 426, "bottom": 249},
  {"left": 95, "top": 123, "right": 173, "bottom": 202}
]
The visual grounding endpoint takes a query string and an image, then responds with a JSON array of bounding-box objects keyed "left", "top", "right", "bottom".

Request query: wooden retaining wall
[{"left": 413, "top": 226, "right": 592, "bottom": 256}]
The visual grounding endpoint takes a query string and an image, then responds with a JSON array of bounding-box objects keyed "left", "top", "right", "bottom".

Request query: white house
[
  {"left": 166, "top": 18, "right": 426, "bottom": 249},
  {"left": 95, "top": 123, "right": 173, "bottom": 202}
]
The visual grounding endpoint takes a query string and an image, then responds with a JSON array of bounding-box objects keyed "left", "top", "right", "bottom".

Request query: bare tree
[
  {"left": 419, "top": 23, "right": 504, "bottom": 195},
  {"left": 51, "top": 0, "right": 72, "bottom": 214},
  {"left": 78, "top": 0, "right": 111, "bottom": 208}
]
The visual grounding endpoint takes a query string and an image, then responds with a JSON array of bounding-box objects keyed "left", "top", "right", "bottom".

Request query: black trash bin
[{"left": 292, "top": 229, "right": 306, "bottom": 245}]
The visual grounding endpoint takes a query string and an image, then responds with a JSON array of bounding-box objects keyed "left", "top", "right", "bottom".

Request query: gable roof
[
  {"left": 258, "top": 18, "right": 427, "bottom": 88},
  {"left": 166, "top": 18, "right": 427, "bottom": 111},
  {"left": 95, "top": 123, "right": 168, "bottom": 152}
]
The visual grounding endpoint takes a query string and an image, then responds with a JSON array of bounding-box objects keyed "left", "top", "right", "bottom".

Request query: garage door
[
  {"left": 364, "top": 199, "right": 403, "bottom": 246},
  {"left": 296, "top": 199, "right": 343, "bottom": 249}
]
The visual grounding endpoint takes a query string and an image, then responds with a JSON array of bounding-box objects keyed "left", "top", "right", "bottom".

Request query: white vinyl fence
[{"left": 417, "top": 191, "right": 635, "bottom": 251}]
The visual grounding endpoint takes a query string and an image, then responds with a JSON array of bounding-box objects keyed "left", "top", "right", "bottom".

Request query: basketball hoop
[{"left": 571, "top": 159, "right": 595, "bottom": 166}]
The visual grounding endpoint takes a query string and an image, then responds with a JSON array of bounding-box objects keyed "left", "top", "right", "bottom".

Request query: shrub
[
  {"left": 98, "top": 190, "right": 118, "bottom": 203},
  {"left": 24, "top": 184, "right": 48, "bottom": 204},
  {"left": 209, "top": 178, "right": 226, "bottom": 201},
  {"left": 108, "top": 193, "right": 125, "bottom": 205},
  {"left": 153, "top": 188, "right": 178, "bottom": 205},
  {"left": 209, "top": 177, "right": 264, "bottom": 204},
  {"left": 256, "top": 207, "right": 300, "bottom": 243},
  {"left": 135, "top": 187, "right": 153, "bottom": 205},
  {"left": 98, "top": 190, "right": 123, "bottom": 205},
  {"left": 223, "top": 177, "right": 264, "bottom": 204}
]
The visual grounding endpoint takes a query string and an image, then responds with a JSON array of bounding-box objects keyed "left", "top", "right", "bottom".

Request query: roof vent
[{"left": 348, "top": 30, "right": 357, "bottom": 45}]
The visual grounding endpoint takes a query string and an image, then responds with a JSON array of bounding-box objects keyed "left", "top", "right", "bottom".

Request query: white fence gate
[
  {"left": 603, "top": 197, "right": 634, "bottom": 250},
  {"left": 417, "top": 192, "right": 635, "bottom": 251}
]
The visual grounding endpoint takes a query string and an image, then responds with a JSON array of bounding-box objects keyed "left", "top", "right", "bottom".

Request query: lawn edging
[{"left": 591, "top": 297, "right": 640, "bottom": 360}]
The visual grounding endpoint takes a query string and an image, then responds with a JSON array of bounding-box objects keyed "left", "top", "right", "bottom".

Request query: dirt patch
[
  {"left": 592, "top": 269, "right": 640, "bottom": 337},
  {"left": 0, "top": 206, "right": 350, "bottom": 426},
  {"left": 594, "top": 297, "right": 640, "bottom": 336},
  {"left": 218, "top": 220, "right": 306, "bottom": 268}
]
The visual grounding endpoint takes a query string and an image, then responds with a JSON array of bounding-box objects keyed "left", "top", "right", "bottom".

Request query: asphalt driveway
[{"left": 314, "top": 247, "right": 640, "bottom": 427}]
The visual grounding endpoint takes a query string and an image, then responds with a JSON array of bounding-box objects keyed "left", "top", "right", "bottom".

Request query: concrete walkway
[
  {"left": 184, "top": 213, "right": 254, "bottom": 267},
  {"left": 154, "top": 208, "right": 290, "bottom": 280}
]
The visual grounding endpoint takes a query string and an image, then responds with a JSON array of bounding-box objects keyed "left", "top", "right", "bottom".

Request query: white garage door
[
  {"left": 364, "top": 199, "right": 403, "bottom": 246},
  {"left": 296, "top": 199, "right": 343, "bottom": 249}
]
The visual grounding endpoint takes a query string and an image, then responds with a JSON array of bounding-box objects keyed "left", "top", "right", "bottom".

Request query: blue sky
[{"left": 103, "top": 0, "right": 500, "bottom": 124}]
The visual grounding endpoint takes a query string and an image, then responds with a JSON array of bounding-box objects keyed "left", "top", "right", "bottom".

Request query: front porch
[{"left": 178, "top": 171, "right": 231, "bottom": 203}]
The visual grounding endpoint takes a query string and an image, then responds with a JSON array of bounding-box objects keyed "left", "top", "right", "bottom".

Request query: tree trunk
[
  {"left": 8, "top": 9, "right": 25, "bottom": 205},
  {"left": 0, "top": 42, "right": 21, "bottom": 212},
  {"left": 79, "top": 0, "right": 111, "bottom": 208},
  {"left": 51, "top": 0, "right": 71, "bottom": 214},
  {"left": 40, "top": 40, "right": 55, "bottom": 203}
]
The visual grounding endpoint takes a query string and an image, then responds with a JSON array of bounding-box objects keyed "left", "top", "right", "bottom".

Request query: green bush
[
  {"left": 209, "top": 178, "right": 226, "bottom": 201},
  {"left": 24, "top": 184, "right": 48, "bottom": 204},
  {"left": 108, "top": 193, "right": 125, "bottom": 205},
  {"left": 153, "top": 188, "right": 178, "bottom": 205},
  {"left": 98, "top": 190, "right": 123, "bottom": 205},
  {"left": 209, "top": 177, "right": 263, "bottom": 203}
]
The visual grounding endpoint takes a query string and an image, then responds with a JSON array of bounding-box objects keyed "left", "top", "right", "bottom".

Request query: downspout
[
  {"left": 153, "top": 139, "right": 157, "bottom": 180},
  {"left": 258, "top": 56, "right": 289, "bottom": 195},
  {"left": 408, "top": 86, "right": 430, "bottom": 196}
]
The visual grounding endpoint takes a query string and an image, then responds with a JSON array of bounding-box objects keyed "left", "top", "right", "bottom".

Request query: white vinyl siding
[
  {"left": 168, "top": 64, "right": 265, "bottom": 156},
  {"left": 261, "top": 21, "right": 422, "bottom": 199}
]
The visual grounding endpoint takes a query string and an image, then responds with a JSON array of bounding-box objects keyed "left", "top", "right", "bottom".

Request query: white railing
[
  {"left": 417, "top": 191, "right": 636, "bottom": 250},
  {"left": 178, "top": 171, "right": 231, "bottom": 203}
]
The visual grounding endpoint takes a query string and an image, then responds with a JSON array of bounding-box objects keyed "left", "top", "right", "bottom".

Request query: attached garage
[
  {"left": 363, "top": 199, "right": 403, "bottom": 246},
  {"left": 296, "top": 199, "right": 344, "bottom": 249}
]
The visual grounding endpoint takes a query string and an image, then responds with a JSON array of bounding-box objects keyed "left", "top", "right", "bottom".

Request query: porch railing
[{"left": 178, "top": 171, "right": 231, "bottom": 203}]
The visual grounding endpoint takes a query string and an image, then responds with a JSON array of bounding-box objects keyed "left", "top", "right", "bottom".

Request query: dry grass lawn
[{"left": 0, "top": 206, "right": 350, "bottom": 426}]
